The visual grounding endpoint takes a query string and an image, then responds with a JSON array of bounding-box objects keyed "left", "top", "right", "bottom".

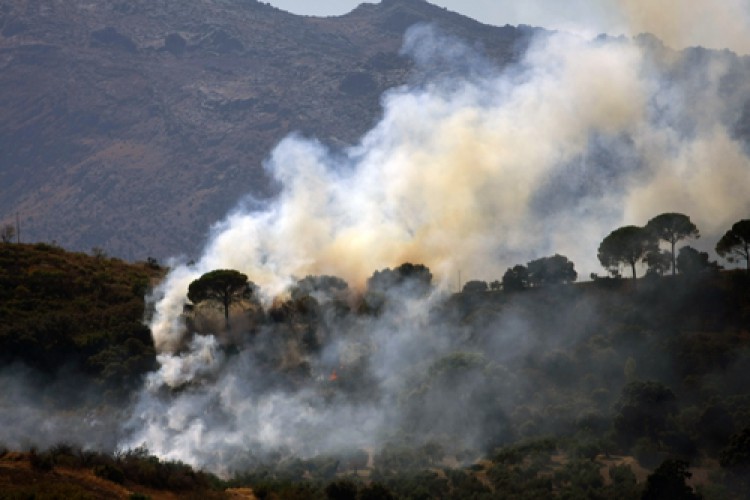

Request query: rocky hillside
[{"left": 0, "top": 0, "right": 529, "bottom": 260}]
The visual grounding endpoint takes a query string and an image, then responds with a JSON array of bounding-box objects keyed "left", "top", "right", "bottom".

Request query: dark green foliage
[
  {"left": 598, "top": 225, "right": 657, "bottom": 280},
  {"left": 373, "top": 469, "right": 449, "bottom": 499},
  {"left": 677, "top": 246, "right": 720, "bottom": 276},
  {"left": 641, "top": 459, "right": 699, "bottom": 500},
  {"left": 366, "top": 263, "right": 433, "bottom": 294},
  {"left": 3, "top": 445, "right": 224, "bottom": 498},
  {"left": 698, "top": 405, "right": 735, "bottom": 452},
  {"left": 93, "top": 463, "right": 125, "bottom": 484},
  {"left": 502, "top": 265, "right": 528, "bottom": 291},
  {"left": 721, "top": 427, "right": 750, "bottom": 469},
  {"left": 324, "top": 478, "right": 357, "bottom": 500},
  {"left": 0, "top": 244, "right": 160, "bottom": 400},
  {"left": 614, "top": 381, "right": 677, "bottom": 446},
  {"left": 187, "top": 269, "right": 252, "bottom": 329},
  {"left": 374, "top": 441, "right": 444, "bottom": 472},
  {"left": 555, "top": 458, "right": 604, "bottom": 497},
  {"left": 526, "top": 254, "right": 577, "bottom": 286},
  {"left": 462, "top": 280, "right": 488, "bottom": 293},
  {"left": 114, "top": 446, "right": 223, "bottom": 492},
  {"left": 444, "top": 468, "right": 491, "bottom": 497},
  {"left": 719, "top": 426, "right": 750, "bottom": 494},
  {"left": 364, "top": 263, "right": 432, "bottom": 312},
  {"left": 607, "top": 464, "right": 639, "bottom": 499},
  {"left": 645, "top": 249, "right": 671, "bottom": 276},
  {"left": 145, "top": 256, "right": 161, "bottom": 269},
  {"left": 358, "top": 483, "right": 395, "bottom": 500},
  {"left": 291, "top": 275, "right": 349, "bottom": 301},
  {"left": 492, "top": 438, "right": 558, "bottom": 465},
  {"left": 645, "top": 213, "right": 700, "bottom": 275},
  {"left": 29, "top": 448, "right": 54, "bottom": 472},
  {"left": 716, "top": 219, "right": 750, "bottom": 271}
]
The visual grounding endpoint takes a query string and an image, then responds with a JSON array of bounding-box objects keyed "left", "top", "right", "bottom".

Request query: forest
[{"left": 1, "top": 214, "right": 750, "bottom": 499}]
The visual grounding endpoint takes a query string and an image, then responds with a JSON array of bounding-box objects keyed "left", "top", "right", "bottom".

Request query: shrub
[
  {"left": 94, "top": 463, "right": 126, "bottom": 484},
  {"left": 29, "top": 448, "right": 54, "bottom": 472}
]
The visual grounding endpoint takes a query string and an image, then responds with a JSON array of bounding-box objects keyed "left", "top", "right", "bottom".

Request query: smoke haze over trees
[{"left": 3, "top": 1, "right": 750, "bottom": 497}]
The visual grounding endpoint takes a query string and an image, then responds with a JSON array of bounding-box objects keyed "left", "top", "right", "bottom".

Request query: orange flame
[{"left": 329, "top": 369, "right": 338, "bottom": 381}]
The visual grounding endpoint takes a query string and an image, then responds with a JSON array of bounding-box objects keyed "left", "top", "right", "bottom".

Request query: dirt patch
[
  {"left": 226, "top": 487, "right": 257, "bottom": 499},
  {"left": 596, "top": 454, "right": 651, "bottom": 484}
]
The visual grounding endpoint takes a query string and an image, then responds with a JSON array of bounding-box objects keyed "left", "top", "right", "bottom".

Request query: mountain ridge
[
  {"left": 0, "top": 0, "right": 534, "bottom": 260},
  {"left": 0, "top": 1, "right": 747, "bottom": 261}
]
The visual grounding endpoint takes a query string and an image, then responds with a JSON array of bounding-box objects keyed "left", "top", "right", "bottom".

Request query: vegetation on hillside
[
  {"left": 0, "top": 242, "right": 163, "bottom": 401},
  {"left": 0, "top": 445, "right": 226, "bottom": 499},
  {"left": 2, "top": 214, "right": 750, "bottom": 498}
]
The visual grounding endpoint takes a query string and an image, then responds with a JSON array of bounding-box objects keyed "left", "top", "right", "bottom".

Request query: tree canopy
[
  {"left": 462, "top": 280, "right": 488, "bottom": 293},
  {"left": 641, "top": 459, "right": 700, "bottom": 500},
  {"left": 187, "top": 269, "right": 251, "bottom": 330},
  {"left": 716, "top": 219, "right": 750, "bottom": 272},
  {"left": 645, "top": 249, "right": 671, "bottom": 277},
  {"left": 366, "top": 263, "right": 432, "bottom": 295},
  {"left": 598, "top": 226, "right": 656, "bottom": 280},
  {"left": 526, "top": 254, "right": 577, "bottom": 286},
  {"left": 677, "top": 246, "right": 720, "bottom": 276},
  {"left": 502, "top": 265, "right": 528, "bottom": 292},
  {"left": 645, "top": 213, "right": 699, "bottom": 275},
  {"left": 291, "top": 275, "right": 349, "bottom": 301}
]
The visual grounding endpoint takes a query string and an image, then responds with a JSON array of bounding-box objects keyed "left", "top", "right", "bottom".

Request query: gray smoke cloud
[
  {"left": 0, "top": 366, "right": 123, "bottom": 452},
  {"left": 120, "top": 23, "right": 750, "bottom": 473},
  {"left": 618, "top": 0, "right": 750, "bottom": 54}
]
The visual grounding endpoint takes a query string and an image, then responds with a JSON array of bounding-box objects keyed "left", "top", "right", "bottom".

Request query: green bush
[{"left": 93, "top": 463, "right": 126, "bottom": 484}]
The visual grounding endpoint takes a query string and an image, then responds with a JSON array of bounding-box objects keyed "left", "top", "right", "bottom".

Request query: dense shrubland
[{"left": 0, "top": 243, "right": 163, "bottom": 401}]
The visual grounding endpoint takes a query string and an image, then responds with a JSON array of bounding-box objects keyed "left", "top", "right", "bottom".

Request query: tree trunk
[
  {"left": 671, "top": 240, "right": 676, "bottom": 275},
  {"left": 631, "top": 261, "right": 637, "bottom": 281},
  {"left": 223, "top": 295, "right": 230, "bottom": 330}
]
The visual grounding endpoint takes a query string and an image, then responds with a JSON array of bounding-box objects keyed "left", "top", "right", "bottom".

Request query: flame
[{"left": 329, "top": 369, "right": 338, "bottom": 382}]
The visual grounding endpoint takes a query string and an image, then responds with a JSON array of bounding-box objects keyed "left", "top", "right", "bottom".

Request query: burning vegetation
[{"left": 3, "top": 229, "right": 750, "bottom": 497}]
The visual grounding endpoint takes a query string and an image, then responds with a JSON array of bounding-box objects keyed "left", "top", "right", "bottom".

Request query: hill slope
[
  {"left": 0, "top": 242, "right": 162, "bottom": 400},
  {"left": 0, "top": 0, "right": 528, "bottom": 260}
]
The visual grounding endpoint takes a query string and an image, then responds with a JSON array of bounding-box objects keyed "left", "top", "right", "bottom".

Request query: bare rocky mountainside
[{"left": 0, "top": 0, "right": 530, "bottom": 260}]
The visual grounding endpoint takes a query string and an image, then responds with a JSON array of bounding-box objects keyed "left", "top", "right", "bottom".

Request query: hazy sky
[
  {"left": 265, "top": 0, "right": 625, "bottom": 35},
  {"left": 265, "top": 0, "right": 750, "bottom": 53}
]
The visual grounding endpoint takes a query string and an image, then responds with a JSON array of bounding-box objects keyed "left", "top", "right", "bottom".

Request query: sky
[
  {"left": 265, "top": 0, "right": 625, "bottom": 36},
  {"left": 265, "top": 0, "right": 750, "bottom": 54}
]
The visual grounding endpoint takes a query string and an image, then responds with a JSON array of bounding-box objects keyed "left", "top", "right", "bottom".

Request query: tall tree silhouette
[
  {"left": 187, "top": 269, "right": 251, "bottom": 330},
  {"left": 598, "top": 226, "right": 656, "bottom": 280},
  {"left": 645, "top": 213, "right": 699, "bottom": 275},
  {"left": 716, "top": 219, "right": 750, "bottom": 272}
]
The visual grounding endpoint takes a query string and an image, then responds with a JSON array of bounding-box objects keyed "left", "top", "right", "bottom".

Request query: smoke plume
[
  {"left": 123, "top": 23, "right": 750, "bottom": 473},
  {"left": 618, "top": 0, "right": 750, "bottom": 54}
]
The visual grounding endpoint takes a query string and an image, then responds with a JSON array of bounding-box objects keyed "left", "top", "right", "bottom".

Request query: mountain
[{"left": 0, "top": 0, "right": 530, "bottom": 261}]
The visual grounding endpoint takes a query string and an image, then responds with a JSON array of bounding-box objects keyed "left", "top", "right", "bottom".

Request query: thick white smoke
[{"left": 124, "top": 24, "right": 750, "bottom": 472}]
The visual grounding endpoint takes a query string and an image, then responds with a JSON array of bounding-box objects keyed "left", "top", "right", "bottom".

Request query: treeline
[{"left": 463, "top": 213, "right": 749, "bottom": 293}]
